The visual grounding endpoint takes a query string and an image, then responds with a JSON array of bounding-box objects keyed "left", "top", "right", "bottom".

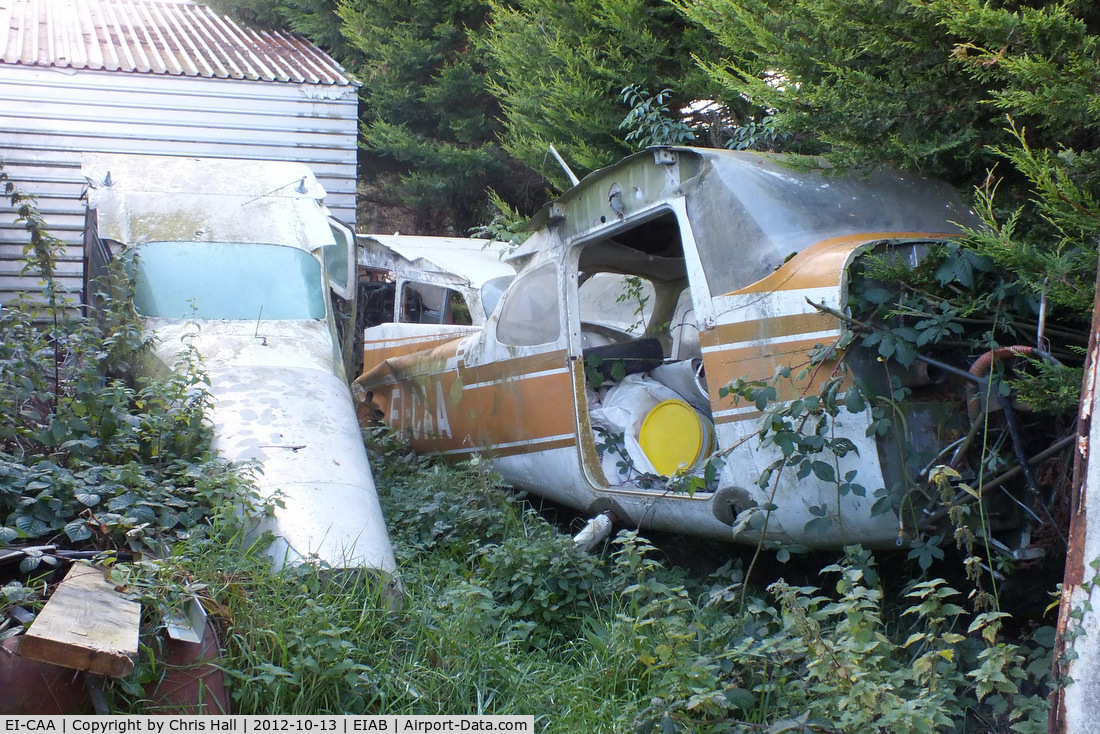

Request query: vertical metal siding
[{"left": 0, "top": 66, "right": 358, "bottom": 304}]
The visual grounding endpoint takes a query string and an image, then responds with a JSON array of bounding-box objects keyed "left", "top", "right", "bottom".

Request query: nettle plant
[
  {"left": 0, "top": 167, "right": 257, "bottom": 582},
  {"left": 720, "top": 240, "right": 1081, "bottom": 601}
]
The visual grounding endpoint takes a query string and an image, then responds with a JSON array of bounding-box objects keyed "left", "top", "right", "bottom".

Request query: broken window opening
[
  {"left": 356, "top": 274, "right": 396, "bottom": 332},
  {"left": 573, "top": 211, "right": 717, "bottom": 492},
  {"left": 402, "top": 282, "right": 473, "bottom": 326}
]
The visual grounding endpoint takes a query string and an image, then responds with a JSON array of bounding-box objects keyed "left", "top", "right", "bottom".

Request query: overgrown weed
[
  {"left": 118, "top": 434, "right": 1051, "bottom": 730},
  {"left": 0, "top": 162, "right": 1060, "bottom": 729}
]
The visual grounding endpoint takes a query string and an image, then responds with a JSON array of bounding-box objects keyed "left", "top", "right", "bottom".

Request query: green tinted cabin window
[
  {"left": 323, "top": 240, "right": 348, "bottom": 292},
  {"left": 127, "top": 241, "right": 326, "bottom": 320}
]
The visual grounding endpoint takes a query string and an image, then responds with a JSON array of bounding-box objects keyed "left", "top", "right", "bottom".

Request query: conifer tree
[
  {"left": 680, "top": 0, "right": 1100, "bottom": 317},
  {"left": 481, "top": 0, "right": 715, "bottom": 188},
  {"left": 338, "top": 0, "right": 542, "bottom": 234}
]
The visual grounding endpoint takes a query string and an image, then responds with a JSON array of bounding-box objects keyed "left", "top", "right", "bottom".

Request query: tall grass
[{"left": 114, "top": 430, "right": 1056, "bottom": 732}]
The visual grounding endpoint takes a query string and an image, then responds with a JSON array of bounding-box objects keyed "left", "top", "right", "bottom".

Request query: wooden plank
[{"left": 20, "top": 564, "right": 140, "bottom": 678}]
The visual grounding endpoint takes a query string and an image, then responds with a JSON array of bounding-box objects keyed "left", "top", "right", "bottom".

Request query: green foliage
[
  {"left": 367, "top": 433, "right": 520, "bottom": 561},
  {"left": 0, "top": 167, "right": 258, "bottom": 573},
  {"left": 466, "top": 519, "right": 602, "bottom": 645},
  {"left": 619, "top": 86, "right": 697, "bottom": 149},
  {"left": 217, "top": 569, "right": 393, "bottom": 713},
  {"left": 83, "top": 415, "right": 1057, "bottom": 729},
  {"left": 0, "top": 297, "right": 250, "bottom": 558},
  {"left": 583, "top": 355, "right": 627, "bottom": 389},
  {"left": 481, "top": 0, "right": 715, "bottom": 188},
  {"left": 850, "top": 239, "right": 1087, "bottom": 420},
  {"left": 467, "top": 190, "right": 530, "bottom": 250},
  {"left": 850, "top": 243, "right": 1054, "bottom": 362},
  {"left": 965, "top": 123, "right": 1100, "bottom": 316},
  {"left": 338, "top": 0, "right": 541, "bottom": 233},
  {"left": 677, "top": 0, "right": 989, "bottom": 171},
  {"left": 709, "top": 237, "right": 1077, "bottom": 621},
  {"left": 722, "top": 371, "right": 860, "bottom": 497},
  {"left": 280, "top": 0, "right": 358, "bottom": 63},
  {"left": 1009, "top": 359, "right": 1084, "bottom": 414},
  {"left": 679, "top": 0, "right": 1100, "bottom": 323},
  {"left": 928, "top": 1, "right": 1100, "bottom": 143},
  {"left": 708, "top": 550, "right": 1050, "bottom": 732},
  {"left": 723, "top": 115, "right": 788, "bottom": 151}
]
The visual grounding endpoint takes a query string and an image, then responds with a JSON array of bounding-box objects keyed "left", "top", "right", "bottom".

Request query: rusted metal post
[{"left": 1050, "top": 255, "right": 1100, "bottom": 733}]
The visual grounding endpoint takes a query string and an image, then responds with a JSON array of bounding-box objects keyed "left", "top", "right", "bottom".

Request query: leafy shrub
[
  {"left": 616, "top": 543, "right": 1053, "bottom": 733},
  {"left": 367, "top": 430, "right": 522, "bottom": 561},
  {"left": 467, "top": 515, "right": 602, "bottom": 645},
  {"left": 2, "top": 164, "right": 1057, "bottom": 727},
  {"left": 0, "top": 167, "right": 258, "bottom": 571}
]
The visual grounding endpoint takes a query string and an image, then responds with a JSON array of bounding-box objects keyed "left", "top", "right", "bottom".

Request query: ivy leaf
[
  {"left": 774, "top": 432, "right": 796, "bottom": 458},
  {"left": 935, "top": 251, "right": 975, "bottom": 288},
  {"left": 833, "top": 438, "right": 858, "bottom": 457},
  {"left": 908, "top": 535, "right": 945, "bottom": 571},
  {"left": 893, "top": 339, "right": 918, "bottom": 368},
  {"left": 863, "top": 287, "right": 895, "bottom": 304},
  {"left": 129, "top": 505, "right": 157, "bottom": 525},
  {"left": 14, "top": 514, "right": 48, "bottom": 538},
  {"left": 723, "top": 687, "right": 755, "bottom": 712},
  {"left": 877, "top": 333, "right": 897, "bottom": 360},
  {"left": 843, "top": 481, "right": 866, "bottom": 497},
  {"left": 754, "top": 385, "right": 776, "bottom": 411},
  {"left": 610, "top": 360, "right": 627, "bottom": 382},
  {"left": 870, "top": 494, "right": 894, "bottom": 516},
  {"left": 893, "top": 327, "right": 920, "bottom": 343}
]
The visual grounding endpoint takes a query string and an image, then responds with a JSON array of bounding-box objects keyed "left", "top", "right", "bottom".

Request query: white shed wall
[{"left": 0, "top": 65, "right": 358, "bottom": 304}]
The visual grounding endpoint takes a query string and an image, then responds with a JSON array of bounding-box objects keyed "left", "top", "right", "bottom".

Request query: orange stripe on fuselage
[
  {"left": 705, "top": 311, "right": 838, "bottom": 350},
  {"left": 706, "top": 335, "right": 845, "bottom": 410},
  {"left": 458, "top": 350, "right": 568, "bottom": 386},
  {"left": 363, "top": 333, "right": 468, "bottom": 368},
  {"left": 363, "top": 348, "right": 576, "bottom": 457},
  {"left": 699, "top": 233, "right": 951, "bottom": 418}
]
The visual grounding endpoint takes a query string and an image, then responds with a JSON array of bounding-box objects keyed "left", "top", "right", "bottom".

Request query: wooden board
[{"left": 20, "top": 564, "right": 140, "bottom": 678}]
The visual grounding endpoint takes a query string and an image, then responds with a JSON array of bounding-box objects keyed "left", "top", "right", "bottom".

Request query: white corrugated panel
[
  {"left": 0, "top": 65, "right": 359, "bottom": 305},
  {"left": 0, "top": 0, "right": 354, "bottom": 85}
]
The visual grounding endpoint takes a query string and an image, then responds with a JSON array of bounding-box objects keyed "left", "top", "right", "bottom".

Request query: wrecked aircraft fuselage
[
  {"left": 83, "top": 153, "right": 397, "bottom": 578},
  {"left": 354, "top": 147, "right": 1056, "bottom": 551}
]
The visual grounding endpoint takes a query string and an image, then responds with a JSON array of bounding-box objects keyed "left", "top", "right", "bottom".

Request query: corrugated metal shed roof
[{"left": 0, "top": 0, "right": 356, "bottom": 85}]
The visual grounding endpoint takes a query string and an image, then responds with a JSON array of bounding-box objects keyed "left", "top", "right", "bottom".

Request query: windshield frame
[{"left": 125, "top": 240, "right": 329, "bottom": 321}]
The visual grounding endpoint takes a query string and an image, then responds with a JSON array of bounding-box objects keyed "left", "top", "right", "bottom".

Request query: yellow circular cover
[{"left": 639, "top": 399, "right": 709, "bottom": 476}]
